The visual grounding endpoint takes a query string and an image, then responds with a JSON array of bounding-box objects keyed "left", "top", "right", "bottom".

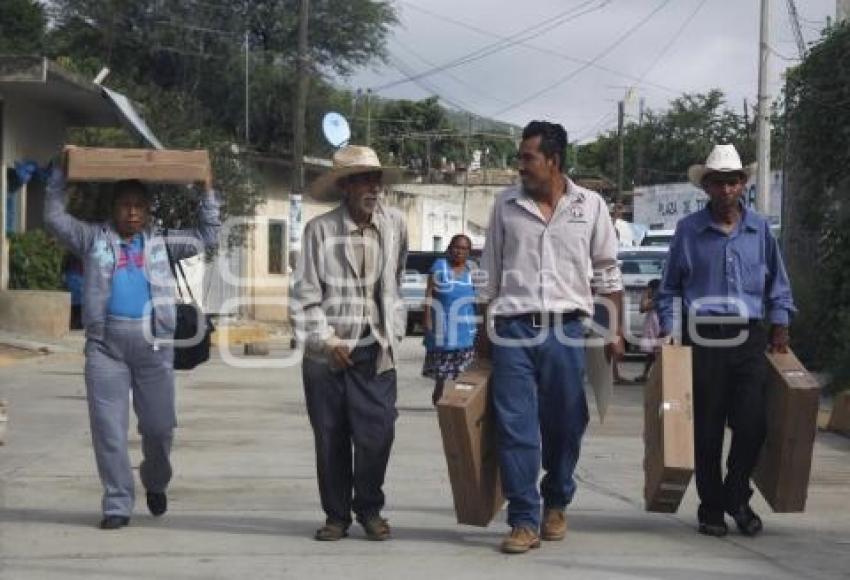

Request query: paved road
[{"left": 1, "top": 338, "right": 849, "bottom": 579}]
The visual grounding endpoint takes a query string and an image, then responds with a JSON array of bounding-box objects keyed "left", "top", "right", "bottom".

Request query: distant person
[
  {"left": 422, "top": 233, "right": 477, "bottom": 406},
  {"left": 656, "top": 144, "right": 795, "bottom": 538},
  {"left": 636, "top": 278, "right": 661, "bottom": 382},
  {"left": 294, "top": 145, "right": 407, "bottom": 542},
  {"left": 478, "top": 121, "right": 624, "bottom": 554},
  {"left": 611, "top": 202, "right": 635, "bottom": 247},
  {"left": 44, "top": 163, "right": 220, "bottom": 530}
]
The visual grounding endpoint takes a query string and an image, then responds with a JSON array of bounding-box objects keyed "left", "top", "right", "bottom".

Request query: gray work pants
[{"left": 84, "top": 317, "right": 176, "bottom": 517}]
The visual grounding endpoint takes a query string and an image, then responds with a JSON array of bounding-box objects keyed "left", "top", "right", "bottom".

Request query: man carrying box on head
[
  {"left": 293, "top": 145, "right": 407, "bottom": 542},
  {"left": 478, "top": 121, "right": 625, "bottom": 554},
  {"left": 43, "top": 160, "right": 221, "bottom": 530},
  {"left": 655, "top": 144, "right": 796, "bottom": 538}
]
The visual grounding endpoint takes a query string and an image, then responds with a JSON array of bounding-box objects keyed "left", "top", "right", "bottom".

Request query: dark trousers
[
  {"left": 684, "top": 322, "right": 768, "bottom": 518},
  {"left": 302, "top": 343, "right": 398, "bottom": 525}
]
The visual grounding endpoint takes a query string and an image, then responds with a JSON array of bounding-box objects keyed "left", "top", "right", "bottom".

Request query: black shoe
[
  {"left": 146, "top": 492, "right": 167, "bottom": 516},
  {"left": 99, "top": 515, "right": 130, "bottom": 530},
  {"left": 697, "top": 508, "right": 728, "bottom": 537},
  {"left": 728, "top": 505, "right": 763, "bottom": 537}
]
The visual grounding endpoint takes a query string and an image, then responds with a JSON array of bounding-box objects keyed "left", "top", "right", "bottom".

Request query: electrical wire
[
  {"left": 397, "top": 0, "right": 683, "bottom": 96},
  {"left": 490, "top": 0, "right": 674, "bottom": 118},
  {"left": 371, "top": 0, "right": 612, "bottom": 92}
]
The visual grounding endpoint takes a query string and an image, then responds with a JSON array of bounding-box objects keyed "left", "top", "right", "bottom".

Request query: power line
[
  {"left": 398, "top": 0, "right": 683, "bottom": 96},
  {"left": 629, "top": 0, "right": 708, "bottom": 91},
  {"left": 371, "top": 0, "right": 612, "bottom": 92},
  {"left": 389, "top": 38, "right": 514, "bottom": 109},
  {"left": 490, "top": 0, "right": 674, "bottom": 118}
]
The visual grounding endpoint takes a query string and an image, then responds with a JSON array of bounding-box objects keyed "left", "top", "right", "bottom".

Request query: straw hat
[
  {"left": 687, "top": 144, "right": 756, "bottom": 188},
  {"left": 309, "top": 145, "right": 402, "bottom": 201}
]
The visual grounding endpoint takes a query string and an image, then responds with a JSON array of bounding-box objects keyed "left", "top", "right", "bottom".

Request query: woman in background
[{"left": 422, "top": 234, "right": 477, "bottom": 406}]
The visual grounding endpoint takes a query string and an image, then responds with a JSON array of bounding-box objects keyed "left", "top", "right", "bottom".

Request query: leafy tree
[
  {"left": 43, "top": 0, "right": 398, "bottom": 241},
  {"left": 0, "top": 0, "right": 46, "bottom": 54},
  {"left": 577, "top": 90, "right": 763, "bottom": 188},
  {"left": 782, "top": 22, "right": 850, "bottom": 389}
]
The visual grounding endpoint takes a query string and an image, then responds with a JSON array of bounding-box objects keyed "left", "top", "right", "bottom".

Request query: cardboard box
[
  {"left": 827, "top": 390, "right": 850, "bottom": 433},
  {"left": 436, "top": 361, "right": 505, "bottom": 526},
  {"left": 644, "top": 344, "right": 694, "bottom": 513},
  {"left": 754, "top": 350, "right": 820, "bottom": 512},
  {"left": 65, "top": 146, "right": 211, "bottom": 184}
]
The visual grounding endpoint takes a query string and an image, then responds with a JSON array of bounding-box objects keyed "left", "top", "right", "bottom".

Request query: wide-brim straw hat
[
  {"left": 308, "top": 145, "right": 402, "bottom": 201},
  {"left": 687, "top": 144, "right": 756, "bottom": 188}
]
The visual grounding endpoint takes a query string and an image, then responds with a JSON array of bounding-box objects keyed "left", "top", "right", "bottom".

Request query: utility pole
[
  {"left": 462, "top": 113, "right": 473, "bottom": 233},
  {"left": 616, "top": 100, "right": 625, "bottom": 200},
  {"left": 244, "top": 30, "right": 250, "bottom": 146},
  {"left": 365, "top": 89, "right": 373, "bottom": 147},
  {"left": 290, "top": 0, "right": 309, "bottom": 270},
  {"left": 756, "top": 0, "right": 772, "bottom": 216},
  {"left": 635, "top": 97, "right": 645, "bottom": 186}
]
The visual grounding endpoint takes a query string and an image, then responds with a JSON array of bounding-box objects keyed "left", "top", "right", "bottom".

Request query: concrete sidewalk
[{"left": 1, "top": 340, "right": 849, "bottom": 580}]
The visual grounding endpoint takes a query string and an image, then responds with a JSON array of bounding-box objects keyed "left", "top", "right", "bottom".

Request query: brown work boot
[
  {"left": 500, "top": 526, "right": 541, "bottom": 554},
  {"left": 360, "top": 514, "right": 391, "bottom": 541},
  {"left": 314, "top": 519, "right": 349, "bottom": 541},
  {"left": 541, "top": 508, "right": 567, "bottom": 541}
]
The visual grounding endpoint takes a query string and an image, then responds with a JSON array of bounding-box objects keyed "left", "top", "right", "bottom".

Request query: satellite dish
[{"left": 322, "top": 112, "right": 351, "bottom": 148}]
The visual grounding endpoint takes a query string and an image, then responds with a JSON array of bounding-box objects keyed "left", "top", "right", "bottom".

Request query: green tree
[
  {"left": 44, "top": 0, "right": 398, "bottom": 237},
  {"left": 0, "top": 0, "right": 46, "bottom": 54},
  {"left": 782, "top": 22, "right": 850, "bottom": 390},
  {"left": 577, "top": 90, "right": 761, "bottom": 188}
]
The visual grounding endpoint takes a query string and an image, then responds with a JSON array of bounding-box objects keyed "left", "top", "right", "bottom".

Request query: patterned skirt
[{"left": 421, "top": 348, "right": 476, "bottom": 381}]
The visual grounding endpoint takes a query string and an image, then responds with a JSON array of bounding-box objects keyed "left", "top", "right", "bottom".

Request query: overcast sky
[{"left": 341, "top": 0, "right": 838, "bottom": 142}]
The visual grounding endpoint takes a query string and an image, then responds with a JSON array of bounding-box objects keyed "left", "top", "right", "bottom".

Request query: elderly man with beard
[{"left": 293, "top": 145, "right": 408, "bottom": 542}]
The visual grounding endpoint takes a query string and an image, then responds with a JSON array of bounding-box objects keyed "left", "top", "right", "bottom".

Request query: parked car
[
  {"left": 640, "top": 228, "right": 675, "bottom": 249},
  {"left": 401, "top": 249, "right": 482, "bottom": 335},
  {"left": 617, "top": 247, "right": 668, "bottom": 350}
]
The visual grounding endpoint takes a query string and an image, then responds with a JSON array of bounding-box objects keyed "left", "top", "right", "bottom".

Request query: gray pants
[
  {"left": 84, "top": 318, "right": 176, "bottom": 517},
  {"left": 303, "top": 343, "right": 398, "bottom": 525}
]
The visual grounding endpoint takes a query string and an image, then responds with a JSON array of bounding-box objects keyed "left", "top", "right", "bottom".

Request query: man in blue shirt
[{"left": 656, "top": 144, "right": 795, "bottom": 538}]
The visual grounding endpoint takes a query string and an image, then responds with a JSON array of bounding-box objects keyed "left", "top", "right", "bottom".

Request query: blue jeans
[{"left": 491, "top": 317, "right": 589, "bottom": 530}]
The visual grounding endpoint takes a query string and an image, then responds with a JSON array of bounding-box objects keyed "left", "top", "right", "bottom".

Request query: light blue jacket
[{"left": 43, "top": 168, "right": 221, "bottom": 341}]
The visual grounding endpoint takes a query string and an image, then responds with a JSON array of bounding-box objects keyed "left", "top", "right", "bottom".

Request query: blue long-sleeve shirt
[{"left": 656, "top": 204, "right": 795, "bottom": 335}]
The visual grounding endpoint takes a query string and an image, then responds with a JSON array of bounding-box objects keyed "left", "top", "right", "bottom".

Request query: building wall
[
  {"left": 241, "top": 179, "right": 505, "bottom": 323},
  {"left": 0, "top": 97, "right": 69, "bottom": 289}
]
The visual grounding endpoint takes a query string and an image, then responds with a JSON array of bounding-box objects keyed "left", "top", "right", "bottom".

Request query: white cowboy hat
[
  {"left": 687, "top": 144, "right": 756, "bottom": 188},
  {"left": 309, "top": 145, "right": 402, "bottom": 201}
]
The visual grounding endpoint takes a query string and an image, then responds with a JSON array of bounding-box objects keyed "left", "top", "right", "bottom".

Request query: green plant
[
  {"left": 783, "top": 22, "right": 850, "bottom": 393},
  {"left": 8, "top": 230, "right": 65, "bottom": 291}
]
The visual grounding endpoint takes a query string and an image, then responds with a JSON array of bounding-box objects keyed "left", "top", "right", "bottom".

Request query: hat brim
[
  {"left": 308, "top": 165, "right": 403, "bottom": 201},
  {"left": 688, "top": 163, "right": 756, "bottom": 188}
]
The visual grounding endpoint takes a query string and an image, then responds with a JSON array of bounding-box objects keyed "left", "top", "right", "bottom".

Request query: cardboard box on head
[
  {"left": 644, "top": 343, "right": 694, "bottom": 513},
  {"left": 754, "top": 350, "right": 820, "bottom": 512},
  {"left": 65, "top": 146, "right": 211, "bottom": 185},
  {"left": 436, "top": 360, "right": 505, "bottom": 527}
]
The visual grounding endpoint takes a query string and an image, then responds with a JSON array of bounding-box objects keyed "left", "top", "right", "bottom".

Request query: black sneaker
[
  {"left": 728, "top": 504, "right": 763, "bottom": 537},
  {"left": 146, "top": 492, "right": 167, "bottom": 516},
  {"left": 99, "top": 515, "right": 130, "bottom": 530},
  {"left": 697, "top": 508, "right": 728, "bottom": 537}
]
